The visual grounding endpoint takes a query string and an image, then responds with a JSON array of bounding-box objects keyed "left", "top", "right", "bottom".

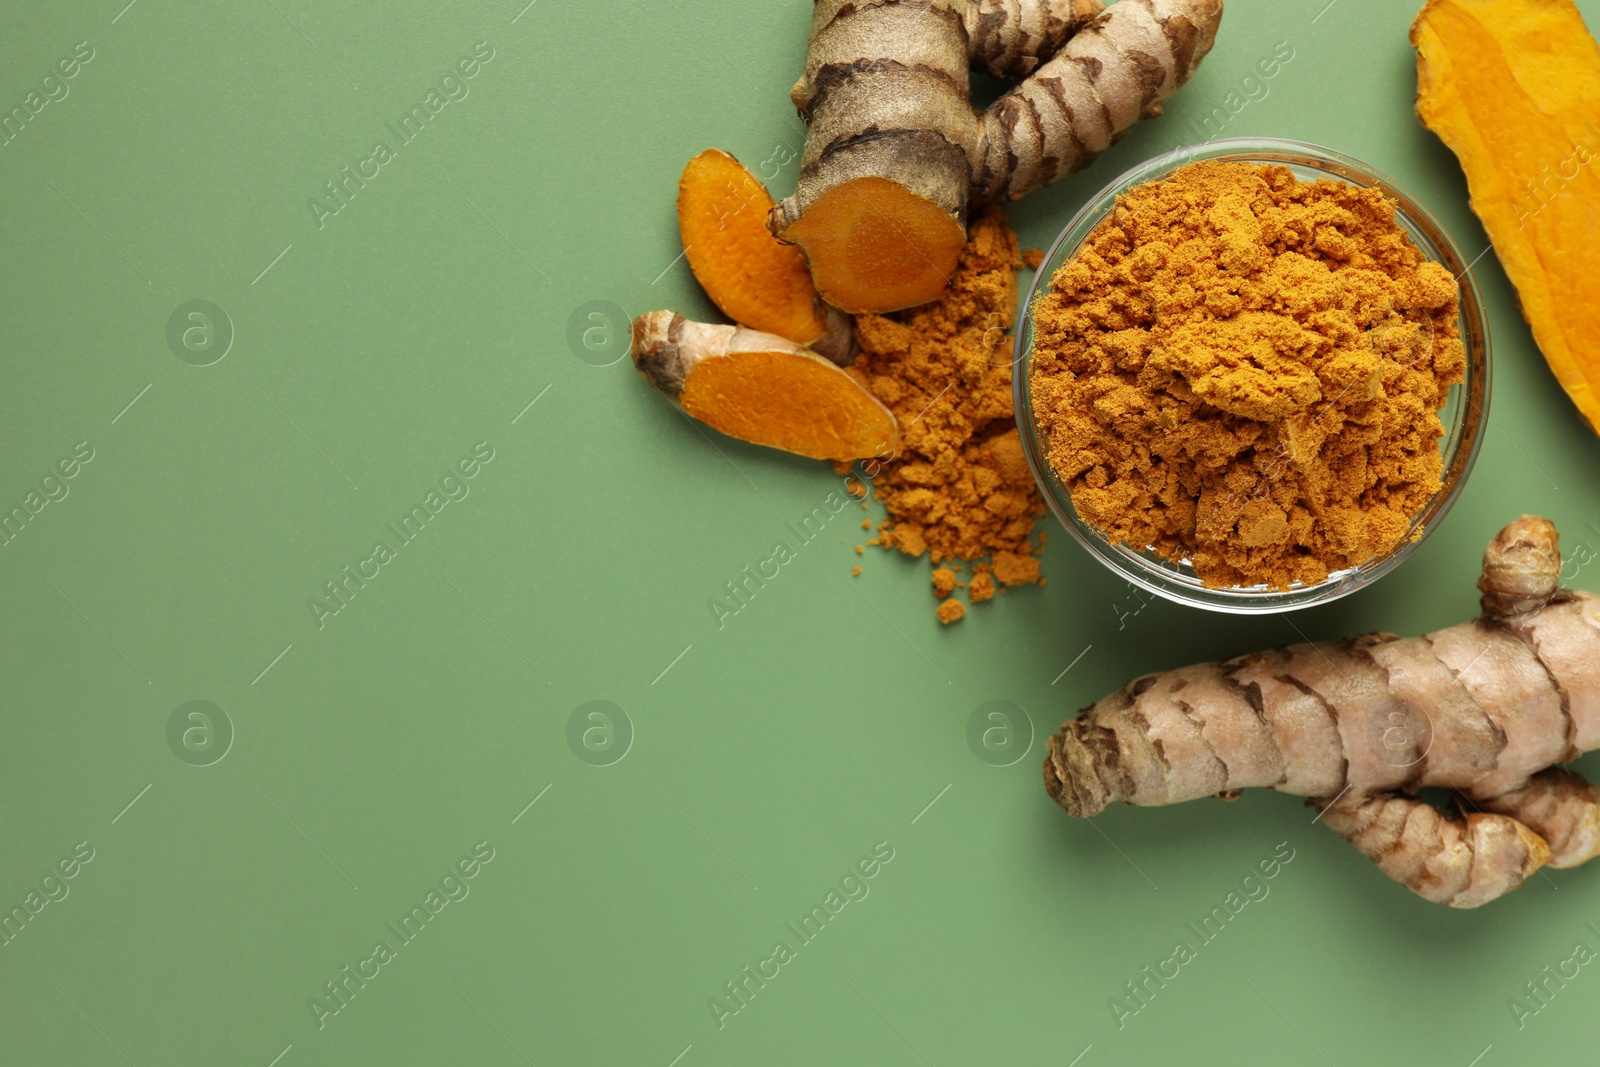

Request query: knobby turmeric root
[
  {"left": 771, "top": 0, "right": 1222, "bottom": 313},
  {"left": 677, "top": 149, "right": 855, "bottom": 365},
  {"left": 631, "top": 311, "right": 897, "bottom": 462},
  {"left": 1046, "top": 516, "right": 1600, "bottom": 907},
  {"left": 1412, "top": 0, "right": 1600, "bottom": 435}
]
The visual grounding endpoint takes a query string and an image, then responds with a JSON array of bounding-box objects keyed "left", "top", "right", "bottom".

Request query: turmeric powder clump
[
  {"left": 969, "top": 565, "right": 997, "bottom": 602},
  {"left": 837, "top": 206, "right": 1046, "bottom": 620},
  {"left": 1030, "top": 161, "right": 1465, "bottom": 588}
]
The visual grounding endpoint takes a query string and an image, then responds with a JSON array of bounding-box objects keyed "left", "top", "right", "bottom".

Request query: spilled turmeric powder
[
  {"left": 1030, "top": 161, "right": 1465, "bottom": 588},
  {"left": 837, "top": 207, "right": 1046, "bottom": 622}
]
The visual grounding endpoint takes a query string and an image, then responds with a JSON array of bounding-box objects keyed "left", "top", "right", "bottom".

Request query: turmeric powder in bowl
[{"left": 1028, "top": 159, "right": 1466, "bottom": 590}]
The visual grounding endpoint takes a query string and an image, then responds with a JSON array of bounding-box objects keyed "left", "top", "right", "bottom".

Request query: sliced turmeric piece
[
  {"left": 677, "top": 149, "right": 854, "bottom": 364},
  {"left": 631, "top": 311, "right": 897, "bottom": 461},
  {"left": 1412, "top": 0, "right": 1600, "bottom": 434},
  {"left": 773, "top": 175, "right": 968, "bottom": 315}
]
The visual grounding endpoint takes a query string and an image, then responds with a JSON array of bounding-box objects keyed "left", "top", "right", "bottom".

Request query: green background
[{"left": 2, "top": 0, "right": 1598, "bottom": 1063}]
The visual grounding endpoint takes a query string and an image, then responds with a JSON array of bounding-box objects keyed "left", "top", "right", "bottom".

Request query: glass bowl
[{"left": 1012, "top": 137, "right": 1491, "bottom": 614}]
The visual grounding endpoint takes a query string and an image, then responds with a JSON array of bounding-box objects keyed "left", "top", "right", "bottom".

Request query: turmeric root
[
  {"left": 631, "top": 311, "right": 897, "bottom": 461},
  {"left": 771, "top": 0, "right": 1222, "bottom": 313},
  {"left": 1045, "top": 516, "right": 1600, "bottom": 907},
  {"left": 967, "top": 0, "right": 1108, "bottom": 78},
  {"left": 677, "top": 149, "right": 855, "bottom": 365},
  {"left": 977, "top": 0, "right": 1222, "bottom": 202},
  {"left": 1412, "top": 0, "right": 1600, "bottom": 435}
]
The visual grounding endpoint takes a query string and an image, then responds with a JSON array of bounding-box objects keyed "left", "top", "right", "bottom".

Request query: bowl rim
[{"left": 1011, "top": 136, "right": 1493, "bottom": 615}]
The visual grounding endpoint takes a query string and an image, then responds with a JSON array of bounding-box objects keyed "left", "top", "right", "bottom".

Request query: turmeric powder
[
  {"left": 1030, "top": 161, "right": 1465, "bottom": 589},
  {"left": 839, "top": 206, "right": 1045, "bottom": 621},
  {"left": 969, "top": 566, "right": 996, "bottom": 602}
]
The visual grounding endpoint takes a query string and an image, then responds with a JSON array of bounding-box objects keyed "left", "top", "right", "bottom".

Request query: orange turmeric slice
[
  {"left": 631, "top": 311, "right": 896, "bottom": 461},
  {"left": 677, "top": 149, "right": 854, "bottom": 363},
  {"left": 773, "top": 175, "right": 966, "bottom": 315},
  {"left": 1413, "top": 0, "right": 1600, "bottom": 435}
]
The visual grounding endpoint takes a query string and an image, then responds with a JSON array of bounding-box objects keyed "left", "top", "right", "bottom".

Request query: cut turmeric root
[
  {"left": 1046, "top": 516, "right": 1600, "bottom": 907},
  {"left": 771, "top": 175, "right": 967, "bottom": 316},
  {"left": 771, "top": 0, "right": 1221, "bottom": 313},
  {"left": 677, "top": 149, "right": 855, "bottom": 364},
  {"left": 1412, "top": 0, "right": 1600, "bottom": 435},
  {"left": 631, "top": 311, "right": 897, "bottom": 461}
]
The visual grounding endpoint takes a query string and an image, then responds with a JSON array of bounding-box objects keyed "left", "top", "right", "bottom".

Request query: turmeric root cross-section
[
  {"left": 1045, "top": 516, "right": 1600, "bottom": 907},
  {"left": 776, "top": 176, "right": 968, "bottom": 316}
]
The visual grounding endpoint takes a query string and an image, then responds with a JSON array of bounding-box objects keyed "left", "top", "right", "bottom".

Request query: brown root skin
[
  {"left": 1045, "top": 515, "right": 1600, "bottom": 907},
  {"left": 810, "top": 302, "right": 858, "bottom": 366},
  {"left": 677, "top": 149, "right": 856, "bottom": 365},
  {"left": 1481, "top": 768, "right": 1600, "bottom": 869},
  {"left": 1317, "top": 796, "right": 1548, "bottom": 908},
  {"left": 631, "top": 311, "right": 897, "bottom": 462},
  {"left": 1480, "top": 514, "right": 1560, "bottom": 618},
  {"left": 976, "top": 0, "right": 1224, "bottom": 201},
  {"left": 773, "top": 0, "right": 1222, "bottom": 312},
  {"left": 966, "top": 0, "right": 1106, "bottom": 78}
]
